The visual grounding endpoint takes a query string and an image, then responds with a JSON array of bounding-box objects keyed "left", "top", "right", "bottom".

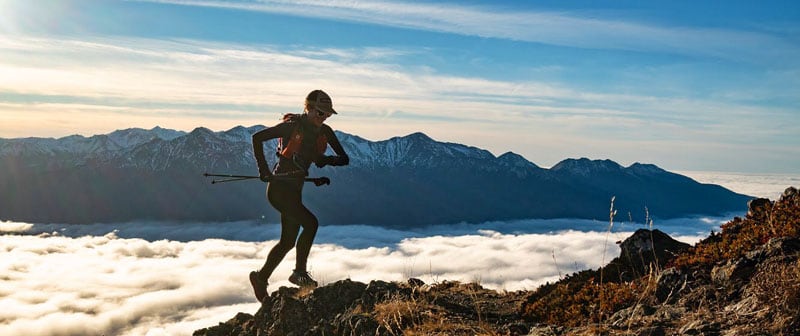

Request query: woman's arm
[
  {"left": 252, "top": 122, "right": 292, "bottom": 178},
  {"left": 321, "top": 126, "right": 349, "bottom": 166}
]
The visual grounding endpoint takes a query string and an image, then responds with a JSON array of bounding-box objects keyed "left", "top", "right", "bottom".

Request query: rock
[
  {"left": 711, "top": 256, "right": 759, "bottom": 286},
  {"left": 526, "top": 325, "right": 563, "bottom": 336},
  {"left": 608, "top": 304, "right": 656, "bottom": 328},
  {"left": 653, "top": 305, "right": 686, "bottom": 322},
  {"left": 193, "top": 312, "right": 253, "bottom": 336},
  {"left": 305, "top": 279, "right": 366, "bottom": 320},
  {"left": 678, "top": 320, "right": 720, "bottom": 335},
  {"left": 608, "top": 229, "right": 691, "bottom": 281},
  {"left": 747, "top": 198, "right": 772, "bottom": 217},
  {"left": 633, "top": 326, "right": 666, "bottom": 336},
  {"left": 360, "top": 280, "right": 410, "bottom": 309},
  {"left": 783, "top": 186, "right": 797, "bottom": 199},
  {"left": 331, "top": 312, "right": 380, "bottom": 336},
  {"left": 655, "top": 268, "right": 688, "bottom": 303},
  {"left": 501, "top": 322, "right": 531, "bottom": 336},
  {"left": 713, "top": 237, "right": 800, "bottom": 287},
  {"left": 763, "top": 237, "right": 800, "bottom": 258},
  {"left": 257, "top": 290, "right": 310, "bottom": 336},
  {"left": 724, "top": 295, "right": 761, "bottom": 318},
  {"left": 407, "top": 278, "right": 425, "bottom": 288},
  {"left": 252, "top": 280, "right": 373, "bottom": 335},
  {"left": 619, "top": 229, "right": 691, "bottom": 260}
]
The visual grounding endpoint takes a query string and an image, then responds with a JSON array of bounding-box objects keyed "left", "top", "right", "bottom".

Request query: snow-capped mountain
[
  {"left": 551, "top": 158, "right": 625, "bottom": 177},
  {"left": 0, "top": 126, "right": 752, "bottom": 226},
  {"left": 107, "top": 126, "right": 185, "bottom": 148},
  {"left": 334, "top": 131, "right": 495, "bottom": 169},
  {"left": 1, "top": 125, "right": 506, "bottom": 171}
]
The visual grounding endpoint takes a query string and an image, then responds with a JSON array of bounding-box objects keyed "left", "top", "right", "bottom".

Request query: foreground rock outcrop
[
  {"left": 195, "top": 278, "right": 530, "bottom": 336},
  {"left": 196, "top": 187, "right": 799, "bottom": 336}
]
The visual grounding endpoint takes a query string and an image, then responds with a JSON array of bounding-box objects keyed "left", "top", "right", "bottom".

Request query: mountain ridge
[
  {"left": 0, "top": 126, "right": 752, "bottom": 226},
  {"left": 0, "top": 126, "right": 677, "bottom": 171}
]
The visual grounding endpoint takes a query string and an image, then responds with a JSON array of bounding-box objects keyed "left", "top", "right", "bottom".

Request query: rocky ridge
[{"left": 195, "top": 187, "right": 799, "bottom": 335}]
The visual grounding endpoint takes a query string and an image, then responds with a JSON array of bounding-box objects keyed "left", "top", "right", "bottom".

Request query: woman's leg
[
  {"left": 257, "top": 213, "right": 300, "bottom": 280},
  {"left": 292, "top": 204, "right": 318, "bottom": 272},
  {"left": 259, "top": 180, "right": 318, "bottom": 278},
  {"left": 257, "top": 182, "right": 302, "bottom": 280}
]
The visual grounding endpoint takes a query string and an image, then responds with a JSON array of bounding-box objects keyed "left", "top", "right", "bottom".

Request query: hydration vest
[{"left": 277, "top": 115, "right": 328, "bottom": 160}]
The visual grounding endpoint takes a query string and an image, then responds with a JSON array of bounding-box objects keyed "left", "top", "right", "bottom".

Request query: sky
[{"left": 0, "top": 0, "right": 798, "bottom": 173}]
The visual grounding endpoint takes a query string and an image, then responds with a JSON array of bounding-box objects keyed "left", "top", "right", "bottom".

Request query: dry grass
[
  {"left": 624, "top": 267, "right": 661, "bottom": 332},
  {"left": 744, "top": 258, "right": 800, "bottom": 333},
  {"left": 404, "top": 318, "right": 486, "bottom": 336},
  {"left": 373, "top": 294, "right": 426, "bottom": 335},
  {"left": 370, "top": 281, "right": 510, "bottom": 336},
  {"left": 293, "top": 285, "right": 316, "bottom": 298}
]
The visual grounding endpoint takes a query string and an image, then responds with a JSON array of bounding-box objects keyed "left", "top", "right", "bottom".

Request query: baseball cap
[{"left": 305, "top": 89, "right": 337, "bottom": 114}]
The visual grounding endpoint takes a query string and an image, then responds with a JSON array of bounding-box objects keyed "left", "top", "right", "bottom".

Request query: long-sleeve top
[{"left": 252, "top": 115, "right": 348, "bottom": 176}]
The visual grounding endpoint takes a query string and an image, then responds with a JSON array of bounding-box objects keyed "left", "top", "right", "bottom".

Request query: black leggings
[{"left": 258, "top": 180, "right": 319, "bottom": 279}]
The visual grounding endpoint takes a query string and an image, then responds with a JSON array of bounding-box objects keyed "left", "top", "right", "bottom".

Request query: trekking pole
[
  {"left": 203, "top": 173, "right": 330, "bottom": 185},
  {"left": 203, "top": 173, "right": 260, "bottom": 184},
  {"left": 203, "top": 173, "right": 259, "bottom": 179},
  {"left": 210, "top": 177, "right": 258, "bottom": 184}
]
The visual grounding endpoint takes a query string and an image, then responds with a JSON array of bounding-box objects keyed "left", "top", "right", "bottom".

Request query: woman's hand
[
  {"left": 314, "top": 155, "right": 349, "bottom": 168},
  {"left": 258, "top": 166, "right": 272, "bottom": 182},
  {"left": 313, "top": 177, "right": 330, "bottom": 186}
]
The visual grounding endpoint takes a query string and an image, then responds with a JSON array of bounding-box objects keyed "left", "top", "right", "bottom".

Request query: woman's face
[{"left": 308, "top": 106, "right": 332, "bottom": 127}]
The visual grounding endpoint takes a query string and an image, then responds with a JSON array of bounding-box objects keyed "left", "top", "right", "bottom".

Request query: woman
[{"left": 249, "top": 89, "right": 349, "bottom": 302}]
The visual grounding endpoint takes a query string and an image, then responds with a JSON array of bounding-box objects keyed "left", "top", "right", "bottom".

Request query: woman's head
[{"left": 304, "top": 90, "right": 336, "bottom": 126}]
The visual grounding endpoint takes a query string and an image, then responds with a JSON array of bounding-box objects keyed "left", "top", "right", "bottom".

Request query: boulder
[
  {"left": 605, "top": 229, "right": 691, "bottom": 282},
  {"left": 782, "top": 186, "right": 798, "bottom": 199},
  {"left": 747, "top": 198, "right": 772, "bottom": 217},
  {"left": 655, "top": 268, "right": 688, "bottom": 303},
  {"left": 711, "top": 256, "right": 759, "bottom": 286},
  {"left": 193, "top": 312, "right": 254, "bottom": 336}
]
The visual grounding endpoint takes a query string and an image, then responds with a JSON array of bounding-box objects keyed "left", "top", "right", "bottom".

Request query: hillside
[
  {"left": 195, "top": 187, "right": 799, "bottom": 335},
  {"left": 0, "top": 126, "right": 751, "bottom": 226}
]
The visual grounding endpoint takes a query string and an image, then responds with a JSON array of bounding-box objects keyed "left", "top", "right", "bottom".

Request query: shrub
[{"left": 672, "top": 191, "right": 800, "bottom": 269}]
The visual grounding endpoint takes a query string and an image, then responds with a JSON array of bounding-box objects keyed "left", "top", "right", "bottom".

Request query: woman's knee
[
  {"left": 275, "top": 238, "right": 296, "bottom": 252},
  {"left": 301, "top": 214, "right": 319, "bottom": 231}
]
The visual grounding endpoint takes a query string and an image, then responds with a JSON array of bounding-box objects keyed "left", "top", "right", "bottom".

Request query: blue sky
[{"left": 1, "top": 0, "right": 798, "bottom": 173}]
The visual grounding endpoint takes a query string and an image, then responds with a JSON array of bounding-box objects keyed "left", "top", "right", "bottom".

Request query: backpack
[{"left": 277, "top": 114, "right": 328, "bottom": 161}]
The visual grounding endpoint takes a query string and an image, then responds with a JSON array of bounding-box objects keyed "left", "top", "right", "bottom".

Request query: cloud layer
[
  {"left": 679, "top": 171, "right": 800, "bottom": 200},
  {"left": 0, "top": 232, "right": 262, "bottom": 336},
  {"left": 1, "top": 215, "right": 722, "bottom": 336}
]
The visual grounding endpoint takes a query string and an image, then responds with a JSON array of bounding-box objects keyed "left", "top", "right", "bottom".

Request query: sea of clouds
[
  {"left": 678, "top": 170, "right": 799, "bottom": 201},
  {"left": 0, "top": 217, "right": 728, "bottom": 336},
  {"left": 1, "top": 172, "right": 796, "bottom": 336}
]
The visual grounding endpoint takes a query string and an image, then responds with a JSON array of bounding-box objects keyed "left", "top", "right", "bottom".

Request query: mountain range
[{"left": 0, "top": 126, "right": 752, "bottom": 227}]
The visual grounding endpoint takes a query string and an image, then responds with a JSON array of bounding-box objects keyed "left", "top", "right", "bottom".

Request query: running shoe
[
  {"left": 249, "top": 271, "right": 268, "bottom": 302},
  {"left": 288, "top": 270, "right": 318, "bottom": 288}
]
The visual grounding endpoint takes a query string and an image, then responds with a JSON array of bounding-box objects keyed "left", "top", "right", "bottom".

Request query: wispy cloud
[
  {"left": 0, "top": 35, "right": 786, "bottom": 130},
  {"left": 135, "top": 0, "right": 799, "bottom": 64},
  {"left": 1, "top": 33, "right": 797, "bottom": 171}
]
